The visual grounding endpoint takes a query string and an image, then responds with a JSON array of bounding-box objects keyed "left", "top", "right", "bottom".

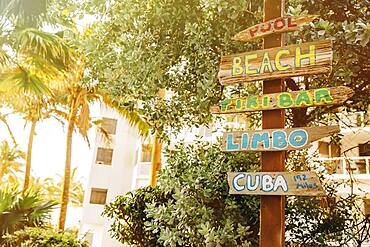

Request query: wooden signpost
[
  {"left": 211, "top": 86, "right": 354, "bottom": 114},
  {"left": 228, "top": 172, "right": 324, "bottom": 196},
  {"left": 223, "top": 126, "right": 340, "bottom": 152},
  {"left": 233, "top": 15, "right": 318, "bottom": 42},
  {"left": 218, "top": 39, "right": 333, "bottom": 85},
  {"left": 214, "top": 0, "right": 341, "bottom": 246}
]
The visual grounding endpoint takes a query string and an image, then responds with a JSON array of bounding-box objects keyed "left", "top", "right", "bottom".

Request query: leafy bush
[
  {"left": 3, "top": 227, "right": 89, "bottom": 247},
  {"left": 105, "top": 141, "right": 369, "bottom": 246},
  {"left": 0, "top": 187, "right": 57, "bottom": 242}
]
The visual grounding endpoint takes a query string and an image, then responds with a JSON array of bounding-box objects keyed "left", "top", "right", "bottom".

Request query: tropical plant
[
  {"left": 0, "top": 112, "right": 17, "bottom": 146},
  {"left": 0, "top": 0, "right": 75, "bottom": 191},
  {"left": 30, "top": 168, "right": 84, "bottom": 207},
  {"left": 0, "top": 140, "right": 24, "bottom": 185},
  {"left": 3, "top": 227, "right": 89, "bottom": 247},
  {"left": 104, "top": 140, "right": 369, "bottom": 246},
  {"left": 53, "top": 62, "right": 149, "bottom": 230},
  {"left": 0, "top": 186, "right": 57, "bottom": 242}
]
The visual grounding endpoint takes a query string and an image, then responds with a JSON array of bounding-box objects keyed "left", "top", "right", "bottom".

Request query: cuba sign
[
  {"left": 222, "top": 126, "right": 339, "bottom": 152},
  {"left": 233, "top": 15, "right": 318, "bottom": 42},
  {"left": 218, "top": 40, "right": 332, "bottom": 85},
  {"left": 211, "top": 86, "right": 354, "bottom": 114},
  {"left": 228, "top": 172, "right": 324, "bottom": 196}
]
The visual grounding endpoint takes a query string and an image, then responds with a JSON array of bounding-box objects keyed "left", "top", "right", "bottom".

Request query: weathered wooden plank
[
  {"left": 228, "top": 171, "right": 325, "bottom": 196},
  {"left": 211, "top": 86, "right": 354, "bottom": 114},
  {"left": 222, "top": 126, "right": 340, "bottom": 152},
  {"left": 218, "top": 40, "right": 332, "bottom": 85},
  {"left": 233, "top": 15, "right": 318, "bottom": 42}
]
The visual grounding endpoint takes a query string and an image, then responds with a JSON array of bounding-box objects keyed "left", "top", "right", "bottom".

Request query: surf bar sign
[
  {"left": 211, "top": 86, "right": 354, "bottom": 114},
  {"left": 223, "top": 126, "right": 339, "bottom": 152},
  {"left": 233, "top": 15, "right": 318, "bottom": 42},
  {"left": 218, "top": 40, "right": 332, "bottom": 85},
  {"left": 228, "top": 172, "right": 324, "bottom": 196}
]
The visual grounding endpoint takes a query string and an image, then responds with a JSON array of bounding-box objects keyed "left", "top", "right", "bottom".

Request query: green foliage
[
  {"left": 0, "top": 141, "right": 24, "bottom": 184},
  {"left": 105, "top": 141, "right": 369, "bottom": 246},
  {"left": 85, "top": 0, "right": 263, "bottom": 136},
  {"left": 3, "top": 227, "right": 89, "bottom": 247},
  {"left": 103, "top": 186, "right": 172, "bottom": 246},
  {"left": 0, "top": 187, "right": 57, "bottom": 242},
  {"left": 104, "top": 141, "right": 261, "bottom": 246}
]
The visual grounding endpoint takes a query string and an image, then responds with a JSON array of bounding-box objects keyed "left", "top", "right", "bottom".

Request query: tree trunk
[
  {"left": 149, "top": 131, "right": 162, "bottom": 187},
  {"left": 0, "top": 115, "right": 18, "bottom": 146},
  {"left": 23, "top": 120, "right": 36, "bottom": 191},
  {"left": 58, "top": 109, "right": 77, "bottom": 231}
]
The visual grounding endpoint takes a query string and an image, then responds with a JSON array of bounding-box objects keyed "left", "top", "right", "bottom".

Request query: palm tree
[
  {"left": 0, "top": 140, "right": 24, "bottom": 184},
  {"left": 53, "top": 63, "right": 149, "bottom": 230},
  {"left": 0, "top": 0, "right": 75, "bottom": 191}
]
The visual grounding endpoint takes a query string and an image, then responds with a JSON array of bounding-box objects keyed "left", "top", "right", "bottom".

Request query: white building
[
  {"left": 79, "top": 105, "right": 216, "bottom": 246},
  {"left": 79, "top": 106, "right": 151, "bottom": 247}
]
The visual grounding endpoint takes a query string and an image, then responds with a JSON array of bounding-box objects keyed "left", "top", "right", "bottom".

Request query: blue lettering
[
  {"left": 226, "top": 133, "right": 240, "bottom": 151},
  {"left": 272, "top": 130, "right": 288, "bottom": 149},
  {"left": 241, "top": 133, "right": 249, "bottom": 150},
  {"left": 288, "top": 129, "right": 308, "bottom": 148},
  {"left": 251, "top": 132, "right": 270, "bottom": 150},
  {"left": 246, "top": 174, "right": 259, "bottom": 191}
]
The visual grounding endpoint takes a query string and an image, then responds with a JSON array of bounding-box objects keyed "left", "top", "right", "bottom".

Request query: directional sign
[
  {"left": 218, "top": 40, "right": 332, "bottom": 85},
  {"left": 223, "top": 126, "right": 340, "bottom": 152},
  {"left": 233, "top": 15, "right": 318, "bottom": 42},
  {"left": 211, "top": 86, "right": 354, "bottom": 114},
  {"left": 228, "top": 171, "right": 325, "bottom": 196}
]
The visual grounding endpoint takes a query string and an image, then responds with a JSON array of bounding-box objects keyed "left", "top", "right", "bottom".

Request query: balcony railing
[{"left": 315, "top": 156, "right": 370, "bottom": 178}]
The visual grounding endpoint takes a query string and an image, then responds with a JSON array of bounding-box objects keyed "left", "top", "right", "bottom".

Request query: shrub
[{"left": 3, "top": 227, "right": 89, "bottom": 247}]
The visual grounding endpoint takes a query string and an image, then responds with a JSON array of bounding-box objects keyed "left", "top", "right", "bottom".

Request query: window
[
  {"left": 318, "top": 141, "right": 340, "bottom": 157},
  {"left": 141, "top": 144, "right": 152, "bottom": 162},
  {"left": 359, "top": 143, "right": 370, "bottom": 156},
  {"left": 102, "top": 118, "right": 117, "bottom": 135},
  {"left": 96, "top": 148, "right": 113, "bottom": 165},
  {"left": 90, "top": 188, "right": 107, "bottom": 205}
]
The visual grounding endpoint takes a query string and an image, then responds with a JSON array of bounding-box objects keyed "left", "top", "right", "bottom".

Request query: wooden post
[
  {"left": 149, "top": 131, "right": 162, "bottom": 187},
  {"left": 260, "top": 0, "right": 285, "bottom": 246},
  {"left": 149, "top": 89, "right": 165, "bottom": 187}
]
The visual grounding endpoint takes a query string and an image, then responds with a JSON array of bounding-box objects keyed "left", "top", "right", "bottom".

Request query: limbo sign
[
  {"left": 211, "top": 86, "right": 354, "bottom": 114},
  {"left": 218, "top": 40, "right": 332, "bottom": 85},
  {"left": 228, "top": 172, "right": 324, "bottom": 196},
  {"left": 222, "top": 126, "right": 339, "bottom": 152}
]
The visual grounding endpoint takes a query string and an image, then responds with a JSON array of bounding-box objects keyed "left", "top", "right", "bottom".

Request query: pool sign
[
  {"left": 211, "top": 86, "right": 354, "bottom": 114},
  {"left": 218, "top": 40, "right": 332, "bottom": 85},
  {"left": 228, "top": 172, "right": 324, "bottom": 196},
  {"left": 223, "top": 126, "right": 339, "bottom": 152},
  {"left": 233, "top": 15, "right": 318, "bottom": 42}
]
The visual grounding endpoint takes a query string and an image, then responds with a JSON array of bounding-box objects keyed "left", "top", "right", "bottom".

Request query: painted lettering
[
  {"left": 246, "top": 96, "right": 259, "bottom": 109},
  {"left": 250, "top": 132, "right": 270, "bottom": 150},
  {"left": 289, "top": 129, "right": 308, "bottom": 148},
  {"left": 245, "top": 54, "right": 258, "bottom": 74},
  {"left": 232, "top": 57, "right": 243, "bottom": 76},
  {"left": 262, "top": 175, "right": 274, "bottom": 192},
  {"left": 274, "top": 175, "right": 288, "bottom": 191},
  {"left": 246, "top": 174, "right": 259, "bottom": 191},
  {"left": 278, "top": 92, "right": 293, "bottom": 108},
  {"left": 232, "top": 174, "right": 245, "bottom": 191},
  {"left": 314, "top": 88, "right": 333, "bottom": 104},
  {"left": 226, "top": 133, "right": 239, "bottom": 151},
  {"left": 260, "top": 52, "right": 273, "bottom": 73},
  {"left": 241, "top": 133, "right": 249, "bottom": 150},
  {"left": 295, "top": 91, "right": 312, "bottom": 107},
  {"left": 295, "top": 45, "right": 315, "bottom": 67},
  {"left": 272, "top": 130, "right": 288, "bottom": 149},
  {"left": 275, "top": 49, "right": 291, "bottom": 71}
]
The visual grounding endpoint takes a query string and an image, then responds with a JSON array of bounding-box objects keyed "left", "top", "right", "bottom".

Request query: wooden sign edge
[
  {"left": 210, "top": 86, "right": 354, "bottom": 114},
  {"left": 232, "top": 15, "right": 319, "bottom": 42},
  {"left": 227, "top": 171, "right": 325, "bottom": 196},
  {"left": 218, "top": 39, "right": 333, "bottom": 85},
  {"left": 221, "top": 125, "right": 340, "bottom": 152}
]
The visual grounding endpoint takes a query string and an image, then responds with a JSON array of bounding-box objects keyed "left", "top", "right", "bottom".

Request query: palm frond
[
  {"left": 0, "top": 67, "right": 51, "bottom": 95},
  {"left": 12, "top": 27, "right": 74, "bottom": 71},
  {"left": 100, "top": 93, "right": 150, "bottom": 137}
]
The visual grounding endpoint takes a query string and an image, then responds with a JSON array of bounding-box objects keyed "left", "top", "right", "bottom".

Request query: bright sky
[{"left": 0, "top": 105, "right": 100, "bottom": 185}]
